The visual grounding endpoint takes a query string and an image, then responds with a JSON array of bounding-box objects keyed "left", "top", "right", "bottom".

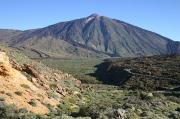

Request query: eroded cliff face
[
  {"left": 0, "top": 51, "right": 81, "bottom": 114},
  {"left": 0, "top": 52, "right": 18, "bottom": 76},
  {"left": 0, "top": 51, "right": 53, "bottom": 114}
]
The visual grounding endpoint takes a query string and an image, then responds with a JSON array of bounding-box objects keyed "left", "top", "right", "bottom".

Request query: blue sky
[{"left": 0, "top": 0, "right": 179, "bottom": 41}]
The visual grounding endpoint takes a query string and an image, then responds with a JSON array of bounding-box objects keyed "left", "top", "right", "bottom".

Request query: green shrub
[
  {"left": 0, "top": 102, "right": 44, "bottom": 118},
  {"left": 49, "top": 83, "right": 57, "bottom": 89},
  {"left": 18, "top": 108, "right": 29, "bottom": 113},
  {"left": 167, "top": 96, "right": 180, "bottom": 104},
  {"left": 28, "top": 99, "right": 37, "bottom": 107},
  {"left": 6, "top": 93, "right": 12, "bottom": 97},
  {"left": 20, "top": 84, "right": 30, "bottom": 89},
  {"left": 15, "top": 91, "right": 23, "bottom": 96},
  {"left": 0, "top": 97, "right": 5, "bottom": 101},
  {"left": 140, "top": 92, "right": 153, "bottom": 101},
  {"left": 47, "top": 91, "right": 59, "bottom": 99},
  {"left": 57, "top": 101, "right": 72, "bottom": 115},
  {"left": 37, "top": 93, "right": 43, "bottom": 98},
  {"left": 77, "top": 105, "right": 100, "bottom": 118}
]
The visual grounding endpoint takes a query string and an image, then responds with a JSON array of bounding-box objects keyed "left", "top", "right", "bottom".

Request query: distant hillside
[
  {"left": 0, "top": 14, "right": 180, "bottom": 58},
  {"left": 0, "top": 29, "right": 22, "bottom": 44},
  {"left": 94, "top": 55, "right": 180, "bottom": 90}
]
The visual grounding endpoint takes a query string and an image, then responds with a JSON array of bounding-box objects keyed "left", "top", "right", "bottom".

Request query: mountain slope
[
  {"left": 1, "top": 14, "right": 180, "bottom": 58},
  {"left": 0, "top": 29, "right": 22, "bottom": 44},
  {"left": 0, "top": 46, "right": 83, "bottom": 115},
  {"left": 94, "top": 55, "right": 180, "bottom": 90}
]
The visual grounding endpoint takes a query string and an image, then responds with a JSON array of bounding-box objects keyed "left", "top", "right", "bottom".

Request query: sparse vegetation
[
  {"left": 6, "top": 93, "right": 12, "bottom": 97},
  {"left": 93, "top": 55, "right": 180, "bottom": 90},
  {"left": 21, "top": 84, "right": 30, "bottom": 89},
  {"left": 35, "top": 56, "right": 180, "bottom": 119},
  {"left": 57, "top": 101, "right": 72, "bottom": 115},
  {"left": 15, "top": 91, "right": 23, "bottom": 96},
  {"left": 37, "top": 58, "right": 102, "bottom": 84},
  {"left": 28, "top": 99, "right": 37, "bottom": 107},
  {"left": 0, "top": 103, "right": 46, "bottom": 119},
  {"left": 47, "top": 91, "right": 59, "bottom": 99},
  {"left": 0, "top": 45, "right": 180, "bottom": 118},
  {"left": 49, "top": 83, "right": 57, "bottom": 89},
  {"left": 0, "top": 96, "right": 5, "bottom": 101}
]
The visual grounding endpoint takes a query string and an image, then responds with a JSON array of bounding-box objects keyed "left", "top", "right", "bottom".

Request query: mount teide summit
[{"left": 1, "top": 14, "right": 180, "bottom": 58}]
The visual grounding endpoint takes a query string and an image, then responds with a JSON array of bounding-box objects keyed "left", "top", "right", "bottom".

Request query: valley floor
[{"left": 35, "top": 56, "right": 180, "bottom": 119}]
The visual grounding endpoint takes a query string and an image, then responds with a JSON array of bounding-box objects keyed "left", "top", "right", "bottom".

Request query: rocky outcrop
[
  {"left": 0, "top": 51, "right": 52, "bottom": 114},
  {"left": 0, "top": 52, "right": 21, "bottom": 77},
  {"left": 22, "top": 64, "right": 48, "bottom": 88},
  {"left": 0, "top": 51, "right": 81, "bottom": 114}
]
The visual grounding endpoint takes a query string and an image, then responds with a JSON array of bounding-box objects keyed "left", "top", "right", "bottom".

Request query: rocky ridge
[{"left": 0, "top": 49, "right": 82, "bottom": 114}]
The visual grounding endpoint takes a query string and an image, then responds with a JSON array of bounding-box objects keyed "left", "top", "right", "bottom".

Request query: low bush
[
  {"left": 28, "top": 99, "right": 37, "bottom": 107},
  {"left": 47, "top": 91, "right": 59, "bottom": 99},
  {"left": 15, "top": 91, "right": 23, "bottom": 96},
  {"left": 0, "top": 97, "right": 5, "bottom": 101},
  {"left": 0, "top": 102, "right": 46, "bottom": 118},
  {"left": 6, "top": 93, "right": 12, "bottom": 97},
  {"left": 49, "top": 83, "right": 57, "bottom": 89},
  {"left": 140, "top": 92, "right": 153, "bottom": 101},
  {"left": 20, "top": 84, "right": 30, "bottom": 89},
  {"left": 57, "top": 102, "right": 72, "bottom": 115}
]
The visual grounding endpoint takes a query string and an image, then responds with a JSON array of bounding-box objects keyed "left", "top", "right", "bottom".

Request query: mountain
[
  {"left": 0, "top": 29, "right": 22, "bottom": 44},
  {"left": 0, "top": 14, "right": 180, "bottom": 58}
]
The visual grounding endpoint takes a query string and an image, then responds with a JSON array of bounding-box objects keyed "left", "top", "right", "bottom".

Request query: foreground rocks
[
  {"left": 0, "top": 52, "right": 18, "bottom": 76},
  {"left": 0, "top": 51, "right": 82, "bottom": 114}
]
